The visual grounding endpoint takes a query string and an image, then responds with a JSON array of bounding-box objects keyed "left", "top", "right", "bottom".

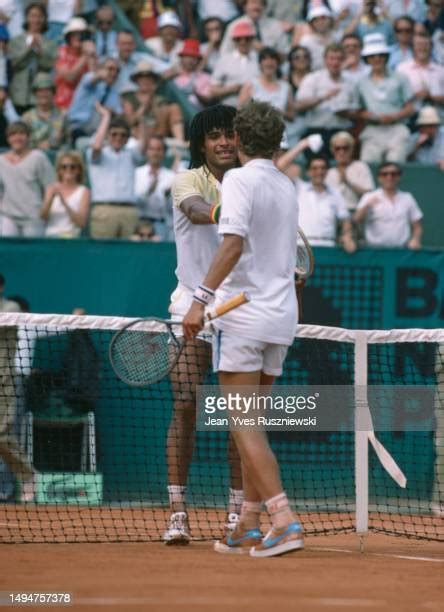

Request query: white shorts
[
  {"left": 168, "top": 283, "right": 212, "bottom": 343},
  {"left": 212, "top": 330, "right": 289, "bottom": 376}
]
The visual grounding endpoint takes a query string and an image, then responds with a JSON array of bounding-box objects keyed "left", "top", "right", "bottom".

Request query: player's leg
[
  {"left": 164, "top": 338, "right": 210, "bottom": 544},
  {"left": 214, "top": 336, "right": 303, "bottom": 556}
]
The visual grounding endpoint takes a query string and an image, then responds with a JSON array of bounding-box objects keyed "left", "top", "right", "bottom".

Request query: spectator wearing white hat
[
  {"left": 210, "top": 20, "right": 259, "bottom": 107},
  {"left": 220, "top": 0, "right": 290, "bottom": 58},
  {"left": 94, "top": 5, "right": 118, "bottom": 60},
  {"left": 299, "top": 6, "right": 338, "bottom": 71},
  {"left": 54, "top": 17, "right": 97, "bottom": 111},
  {"left": 357, "top": 33, "right": 415, "bottom": 163},
  {"left": 397, "top": 33, "right": 444, "bottom": 121},
  {"left": 355, "top": 162, "right": 423, "bottom": 249},
  {"left": 409, "top": 105, "right": 444, "bottom": 169},
  {"left": 145, "top": 11, "right": 183, "bottom": 76}
]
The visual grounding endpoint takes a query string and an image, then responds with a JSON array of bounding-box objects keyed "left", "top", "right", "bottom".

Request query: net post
[{"left": 354, "top": 331, "right": 369, "bottom": 542}]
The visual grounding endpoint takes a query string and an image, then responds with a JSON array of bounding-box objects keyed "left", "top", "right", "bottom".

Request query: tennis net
[{"left": 0, "top": 313, "right": 442, "bottom": 543}]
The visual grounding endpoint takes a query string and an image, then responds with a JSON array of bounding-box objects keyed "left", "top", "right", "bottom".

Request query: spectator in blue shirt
[
  {"left": 66, "top": 57, "right": 122, "bottom": 145},
  {"left": 86, "top": 104, "right": 147, "bottom": 239},
  {"left": 388, "top": 16, "right": 414, "bottom": 71}
]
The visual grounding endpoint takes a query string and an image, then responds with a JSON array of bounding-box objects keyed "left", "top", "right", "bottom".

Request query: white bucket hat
[
  {"left": 157, "top": 11, "right": 182, "bottom": 30},
  {"left": 361, "top": 33, "right": 390, "bottom": 57},
  {"left": 416, "top": 105, "right": 441, "bottom": 126},
  {"left": 63, "top": 17, "right": 88, "bottom": 36},
  {"left": 307, "top": 6, "right": 333, "bottom": 21}
]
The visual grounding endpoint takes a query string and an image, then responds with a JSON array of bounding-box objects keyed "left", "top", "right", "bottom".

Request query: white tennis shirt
[
  {"left": 172, "top": 166, "right": 220, "bottom": 293},
  {"left": 356, "top": 188, "right": 423, "bottom": 247},
  {"left": 213, "top": 158, "right": 299, "bottom": 345}
]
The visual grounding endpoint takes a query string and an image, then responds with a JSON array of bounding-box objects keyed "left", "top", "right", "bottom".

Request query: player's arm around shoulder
[{"left": 172, "top": 169, "right": 217, "bottom": 225}]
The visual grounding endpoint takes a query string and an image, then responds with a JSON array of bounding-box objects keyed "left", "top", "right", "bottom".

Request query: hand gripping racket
[
  {"left": 295, "top": 228, "right": 315, "bottom": 280},
  {"left": 109, "top": 292, "right": 249, "bottom": 387}
]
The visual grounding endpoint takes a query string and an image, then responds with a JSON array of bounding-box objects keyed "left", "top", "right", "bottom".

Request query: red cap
[
  {"left": 232, "top": 20, "right": 255, "bottom": 39},
  {"left": 179, "top": 39, "right": 202, "bottom": 58}
]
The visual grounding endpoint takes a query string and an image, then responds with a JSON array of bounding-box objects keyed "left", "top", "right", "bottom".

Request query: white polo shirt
[
  {"left": 214, "top": 158, "right": 298, "bottom": 346},
  {"left": 357, "top": 188, "right": 423, "bottom": 247},
  {"left": 298, "top": 181, "right": 350, "bottom": 247}
]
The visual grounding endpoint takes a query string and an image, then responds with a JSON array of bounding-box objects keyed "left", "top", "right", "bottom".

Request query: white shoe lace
[
  {"left": 169, "top": 511, "right": 188, "bottom": 532},
  {"left": 225, "top": 512, "right": 240, "bottom": 531}
]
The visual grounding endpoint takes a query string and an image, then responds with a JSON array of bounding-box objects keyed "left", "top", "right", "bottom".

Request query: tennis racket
[
  {"left": 109, "top": 292, "right": 249, "bottom": 387},
  {"left": 295, "top": 228, "right": 314, "bottom": 280}
]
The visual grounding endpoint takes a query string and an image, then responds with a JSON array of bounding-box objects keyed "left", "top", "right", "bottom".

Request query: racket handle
[{"left": 205, "top": 292, "right": 250, "bottom": 321}]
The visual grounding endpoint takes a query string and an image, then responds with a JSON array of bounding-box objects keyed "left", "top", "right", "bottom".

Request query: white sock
[
  {"left": 168, "top": 485, "right": 186, "bottom": 512},
  {"left": 265, "top": 492, "right": 294, "bottom": 529},
  {"left": 228, "top": 488, "right": 244, "bottom": 515}
]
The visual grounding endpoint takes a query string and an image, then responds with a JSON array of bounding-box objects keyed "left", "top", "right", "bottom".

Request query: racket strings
[
  {"left": 111, "top": 327, "right": 178, "bottom": 386},
  {"left": 296, "top": 244, "right": 311, "bottom": 276}
]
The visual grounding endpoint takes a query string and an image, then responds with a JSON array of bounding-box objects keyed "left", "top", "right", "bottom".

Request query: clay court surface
[{"left": 1, "top": 531, "right": 443, "bottom": 611}]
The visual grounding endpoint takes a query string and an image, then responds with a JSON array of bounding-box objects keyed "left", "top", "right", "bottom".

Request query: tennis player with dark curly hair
[
  {"left": 164, "top": 105, "right": 243, "bottom": 544},
  {"left": 183, "top": 100, "right": 304, "bottom": 557}
]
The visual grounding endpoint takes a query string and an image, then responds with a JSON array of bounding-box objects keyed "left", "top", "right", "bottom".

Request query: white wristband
[{"left": 193, "top": 285, "right": 215, "bottom": 306}]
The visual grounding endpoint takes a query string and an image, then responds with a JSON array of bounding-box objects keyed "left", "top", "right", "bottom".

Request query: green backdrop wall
[{"left": 1, "top": 238, "right": 443, "bottom": 329}]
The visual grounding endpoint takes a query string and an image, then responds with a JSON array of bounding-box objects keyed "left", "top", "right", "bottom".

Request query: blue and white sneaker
[
  {"left": 250, "top": 522, "right": 304, "bottom": 557},
  {"left": 214, "top": 527, "right": 262, "bottom": 555}
]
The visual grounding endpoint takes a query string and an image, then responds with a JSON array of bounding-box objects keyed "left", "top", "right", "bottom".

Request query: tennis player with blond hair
[
  {"left": 183, "top": 100, "right": 304, "bottom": 557},
  {"left": 164, "top": 105, "right": 243, "bottom": 544}
]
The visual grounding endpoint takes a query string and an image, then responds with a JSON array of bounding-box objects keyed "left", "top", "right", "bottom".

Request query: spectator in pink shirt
[{"left": 173, "top": 39, "right": 213, "bottom": 110}]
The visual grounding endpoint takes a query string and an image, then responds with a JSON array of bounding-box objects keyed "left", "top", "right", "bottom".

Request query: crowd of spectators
[{"left": 0, "top": 0, "right": 442, "bottom": 248}]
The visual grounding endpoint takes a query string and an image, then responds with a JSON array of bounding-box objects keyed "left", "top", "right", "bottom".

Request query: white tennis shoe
[{"left": 163, "top": 511, "right": 191, "bottom": 545}]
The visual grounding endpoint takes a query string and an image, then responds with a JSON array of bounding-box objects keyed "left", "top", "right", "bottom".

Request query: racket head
[
  {"left": 109, "top": 318, "right": 184, "bottom": 387},
  {"left": 295, "top": 228, "right": 315, "bottom": 279}
]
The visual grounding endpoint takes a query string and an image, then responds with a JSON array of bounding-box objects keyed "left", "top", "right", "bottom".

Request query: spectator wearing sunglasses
[
  {"left": 41, "top": 151, "right": 90, "bottom": 238},
  {"left": 210, "top": 20, "right": 259, "bottom": 107},
  {"left": 94, "top": 5, "right": 118, "bottom": 60},
  {"left": 355, "top": 162, "right": 423, "bottom": 249},
  {"left": 326, "top": 131, "right": 374, "bottom": 212},
  {"left": 357, "top": 34, "right": 414, "bottom": 163},
  {"left": 86, "top": 105, "right": 146, "bottom": 239},
  {"left": 388, "top": 16, "right": 414, "bottom": 70},
  {"left": 66, "top": 57, "right": 122, "bottom": 145}
]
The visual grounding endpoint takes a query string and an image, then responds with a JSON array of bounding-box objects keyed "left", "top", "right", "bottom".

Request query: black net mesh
[{"left": 0, "top": 317, "right": 442, "bottom": 543}]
